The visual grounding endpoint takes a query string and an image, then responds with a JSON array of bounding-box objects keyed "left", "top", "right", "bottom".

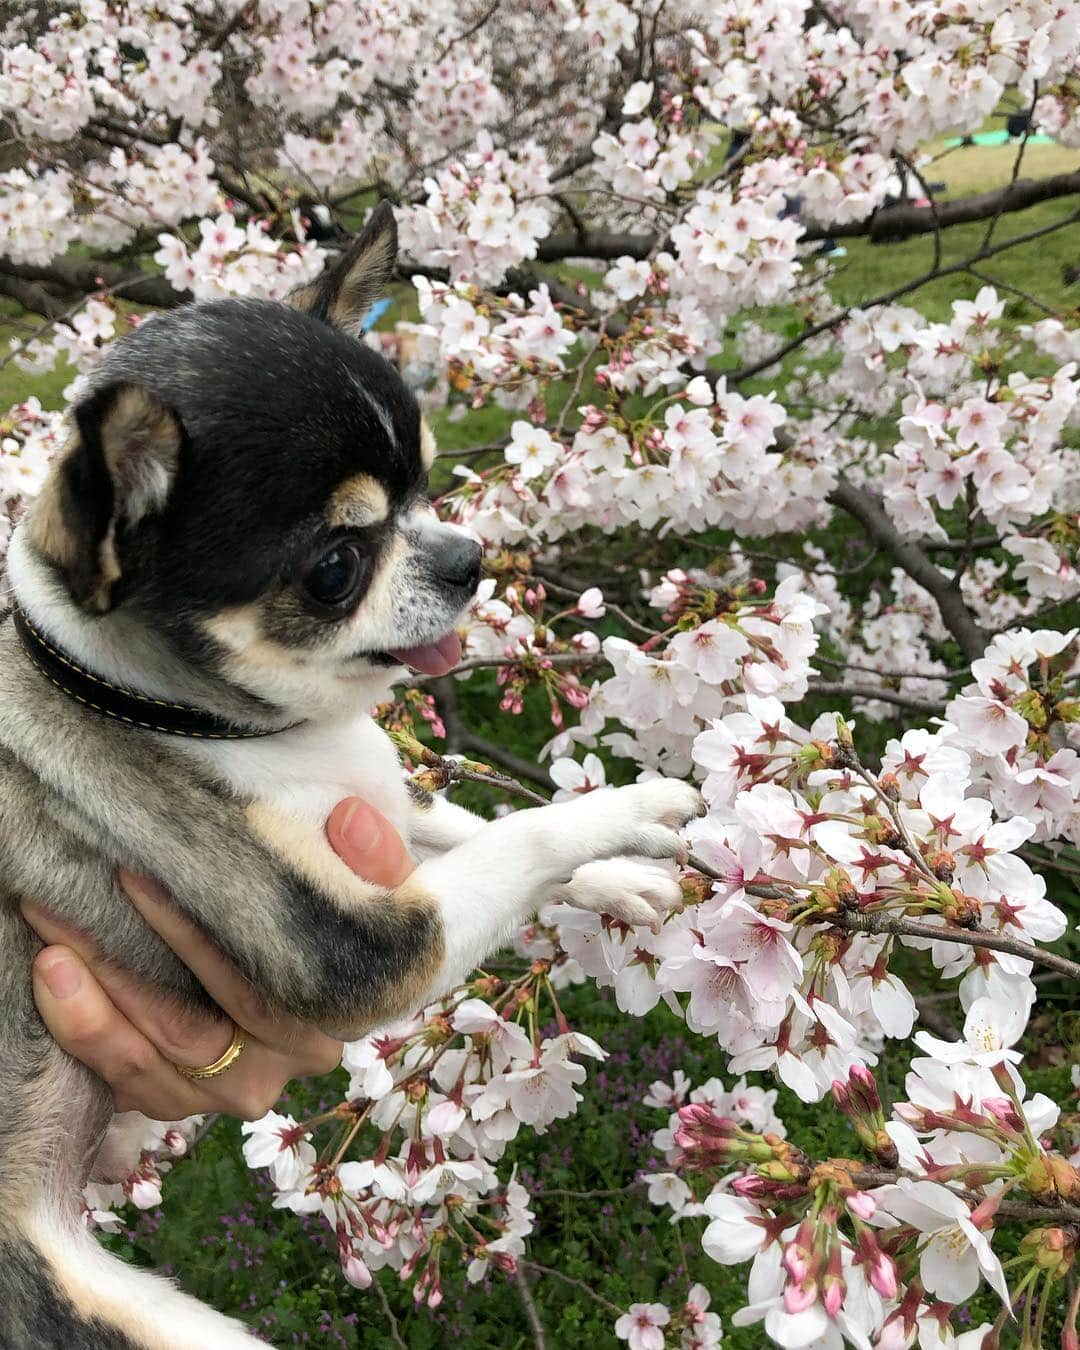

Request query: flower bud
[
  {"left": 487, "top": 1247, "right": 519, "bottom": 1275},
  {"left": 848, "top": 1064, "right": 882, "bottom": 1112},
  {"left": 1048, "top": 1155, "right": 1080, "bottom": 1202},
  {"left": 1013, "top": 689, "right": 1048, "bottom": 729},
  {"left": 1021, "top": 1226, "right": 1075, "bottom": 1276},
  {"left": 878, "top": 771, "right": 901, "bottom": 802},
  {"left": 831, "top": 1081, "right": 852, "bottom": 1114},
  {"left": 982, "top": 1097, "right": 1024, "bottom": 1133},
  {"left": 968, "top": 1193, "right": 1001, "bottom": 1230},
  {"left": 846, "top": 1190, "right": 876, "bottom": 1221},
  {"left": 342, "top": 1251, "right": 372, "bottom": 1289},
  {"left": 870, "top": 1250, "right": 898, "bottom": 1299},
  {"left": 782, "top": 1242, "right": 808, "bottom": 1283},
  {"left": 783, "top": 1279, "right": 818, "bottom": 1314}
]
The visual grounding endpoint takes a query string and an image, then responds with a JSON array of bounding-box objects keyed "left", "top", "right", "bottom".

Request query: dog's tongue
[{"left": 389, "top": 632, "right": 462, "bottom": 676}]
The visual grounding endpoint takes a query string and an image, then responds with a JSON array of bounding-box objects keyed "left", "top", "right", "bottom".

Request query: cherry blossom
[{"left": 3, "top": 3, "right": 1078, "bottom": 1343}]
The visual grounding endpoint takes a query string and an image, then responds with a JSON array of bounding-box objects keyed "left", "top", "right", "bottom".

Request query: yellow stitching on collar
[
  {"left": 19, "top": 608, "right": 199, "bottom": 712},
  {"left": 19, "top": 641, "right": 245, "bottom": 740}
]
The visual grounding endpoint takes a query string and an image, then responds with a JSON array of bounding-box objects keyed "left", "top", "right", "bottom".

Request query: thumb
[{"left": 326, "top": 798, "right": 415, "bottom": 888}]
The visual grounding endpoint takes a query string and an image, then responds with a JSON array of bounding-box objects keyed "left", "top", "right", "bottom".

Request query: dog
[{"left": 0, "top": 202, "right": 701, "bottom": 1347}]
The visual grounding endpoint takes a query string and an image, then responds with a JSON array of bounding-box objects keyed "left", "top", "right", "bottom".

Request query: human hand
[{"left": 21, "top": 798, "right": 414, "bottom": 1121}]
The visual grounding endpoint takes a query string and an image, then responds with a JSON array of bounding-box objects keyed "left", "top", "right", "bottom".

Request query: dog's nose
[{"left": 432, "top": 534, "right": 483, "bottom": 592}]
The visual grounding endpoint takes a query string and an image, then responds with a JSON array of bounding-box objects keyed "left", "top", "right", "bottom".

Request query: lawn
[{"left": 4, "top": 128, "right": 1079, "bottom": 1345}]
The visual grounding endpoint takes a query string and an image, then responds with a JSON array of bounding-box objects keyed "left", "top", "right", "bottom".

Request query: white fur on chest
[{"left": 179, "top": 716, "right": 411, "bottom": 838}]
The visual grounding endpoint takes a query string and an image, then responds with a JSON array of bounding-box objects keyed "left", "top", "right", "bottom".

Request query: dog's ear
[
  {"left": 287, "top": 199, "right": 397, "bottom": 337},
  {"left": 28, "top": 383, "right": 182, "bottom": 612}
]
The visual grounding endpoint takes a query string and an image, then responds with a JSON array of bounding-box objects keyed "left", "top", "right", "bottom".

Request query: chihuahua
[{"left": 0, "top": 202, "right": 700, "bottom": 1347}]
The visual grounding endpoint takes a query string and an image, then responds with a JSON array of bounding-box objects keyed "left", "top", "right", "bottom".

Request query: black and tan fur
[{"left": 0, "top": 202, "right": 700, "bottom": 1346}]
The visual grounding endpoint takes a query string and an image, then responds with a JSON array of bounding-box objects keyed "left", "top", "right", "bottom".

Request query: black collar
[{"left": 13, "top": 606, "right": 298, "bottom": 741}]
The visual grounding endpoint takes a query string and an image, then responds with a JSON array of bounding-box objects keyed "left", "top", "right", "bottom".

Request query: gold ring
[{"left": 174, "top": 1023, "right": 247, "bottom": 1081}]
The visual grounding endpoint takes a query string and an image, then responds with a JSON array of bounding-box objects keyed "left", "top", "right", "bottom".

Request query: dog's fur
[{"left": 0, "top": 203, "right": 699, "bottom": 1347}]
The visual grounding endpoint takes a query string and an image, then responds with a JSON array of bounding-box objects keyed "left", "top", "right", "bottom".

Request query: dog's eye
[{"left": 302, "top": 543, "right": 369, "bottom": 610}]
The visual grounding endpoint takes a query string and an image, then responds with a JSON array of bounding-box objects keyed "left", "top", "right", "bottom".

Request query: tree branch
[
  {"left": 691, "top": 863, "right": 1080, "bottom": 982},
  {"left": 1, "top": 257, "right": 185, "bottom": 309},
  {"left": 801, "top": 169, "right": 1080, "bottom": 244},
  {"left": 533, "top": 171, "right": 1080, "bottom": 265},
  {"left": 534, "top": 1173, "right": 1080, "bottom": 1225},
  {"left": 0, "top": 274, "right": 70, "bottom": 320},
  {"left": 455, "top": 733, "right": 555, "bottom": 795},
  {"left": 435, "top": 0, "right": 501, "bottom": 62},
  {"left": 399, "top": 652, "right": 603, "bottom": 686},
  {"left": 520, "top": 1260, "right": 625, "bottom": 1318},
  {"left": 828, "top": 478, "right": 988, "bottom": 662},
  {"left": 535, "top": 230, "right": 653, "bottom": 262},
  {"left": 845, "top": 1171, "right": 1080, "bottom": 1225},
  {"left": 822, "top": 909, "right": 1080, "bottom": 983}
]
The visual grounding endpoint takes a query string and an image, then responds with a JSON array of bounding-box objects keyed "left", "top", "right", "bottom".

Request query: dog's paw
[
  {"left": 561, "top": 858, "right": 683, "bottom": 933},
  {"left": 583, "top": 779, "right": 703, "bottom": 864}
]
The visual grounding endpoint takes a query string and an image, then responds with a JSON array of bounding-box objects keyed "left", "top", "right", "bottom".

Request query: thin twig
[
  {"left": 372, "top": 1277, "right": 408, "bottom": 1350},
  {"left": 535, "top": 1172, "right": 1080, "bottom": 1225},
  {"left": 189, "top": 1113, "right": 221, "bottom": 1148},
  {"left": 520, "top": 1260, "right": 626, "bottom": 1318},
  {"left": 443, "top": 754, "right": 550, "bottom": 806},
  {"left": 513, "top": 1265, "right": 549, "bottom": 1350},
  {"left": 981, "top": 85, "right": 1038, "bottom": 253},
  {"left": 534, "top": 1181, "right": 645, "bottom": 1200},
  {"left": 814, "top": 654, "right": 967, "bottom": 683},
  {"left": 434, "top": 0, "right": 500, "bottom": 61},
  {"left": 688, "top": 855, "right": 1080, "bottom": 982},
  {"left": 842, "top": 1171, "right": 1080, "bottom": 1225},
  {"left": 457, "top": 733, "right": 556, "bottom": 793},
  {"left": 896, "top": 152, "right": 942, "bottom": 275},
  {"left": 807, "top": 681, "right": 944, "bottom": 713},
  {"left": 987, "top": 592, "right": 1080, "bottom": 637},
  {"left": 399, "top": 652, "right": 603, "bottom": 687},
  {"left": 825, "top": 909, "right": 1080, "bottom": 983},
  {"left": 914, "top": 999, "right": 959, "bottom": 1041},
  {"left": 966, "top": 266, "right": 1063, "bottom": 320},
  {"left": 724, "top": 205, "right": 1080, "bottom": 385}
]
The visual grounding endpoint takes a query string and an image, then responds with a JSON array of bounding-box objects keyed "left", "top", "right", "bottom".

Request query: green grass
[
  {"left": 0, "top": 299, "right": 76, "bottom": 411},
  {"left": 828, "top": 197, "right": 1079, "bottom": 322},
  {"left": 924, "top": 132, "right": 1078, "bottom": 195}
]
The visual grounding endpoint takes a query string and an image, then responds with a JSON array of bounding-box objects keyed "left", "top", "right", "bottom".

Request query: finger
[
  {"left": 22, "top": 899, "right": 239, "bottom": 1067},
  {"left": 326, "top": 798, "right": 414, "bottom": 887},
  {"left": 31, "top": 944, "right": 209, "bottom": 1120},
  {"left": 24, "top": 896, "right": 340, "bottom": 1082},
  {"left": 113, "top": 874, "right": 343, "bottom": 1074},
  {"left": 32, "top": 945, "right": 324, "bottom": 1121}
]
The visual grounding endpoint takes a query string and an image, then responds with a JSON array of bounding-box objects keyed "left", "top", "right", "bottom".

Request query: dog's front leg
[
  {"left": 407, "top": 779, "right": 702, "bottom": 1001},
  {"left": 404, "top": 787, "right": 487, "bottom": 861}
]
